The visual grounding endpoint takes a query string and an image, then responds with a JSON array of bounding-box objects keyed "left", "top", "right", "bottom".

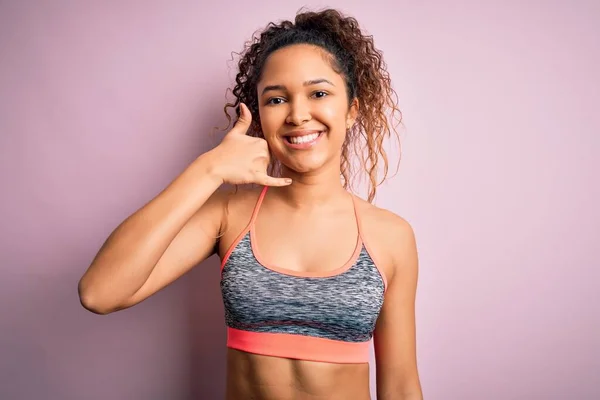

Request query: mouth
[{"left": 282, "top": 130, "right": 325, "bottom": 149}]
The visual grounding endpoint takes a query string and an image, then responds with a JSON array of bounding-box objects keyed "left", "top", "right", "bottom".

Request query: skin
[{"left": 78, "top": 43, "right": 422, "bottom": 400}]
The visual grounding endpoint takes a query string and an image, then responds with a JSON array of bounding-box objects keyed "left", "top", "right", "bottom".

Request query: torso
[
  {"left": 216, "top": 186, "right": 397, "bottom": 400},
  {"left": 225, "top": 349, "right": 371, "bottom": 400}
]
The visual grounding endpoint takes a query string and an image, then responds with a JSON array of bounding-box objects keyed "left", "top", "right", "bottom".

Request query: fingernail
[{"left": 285, "top": 178, "right": 292, "bottom": 184}]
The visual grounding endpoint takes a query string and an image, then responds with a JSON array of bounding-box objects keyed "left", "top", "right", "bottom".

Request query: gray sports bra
[{"left": 219, "top": 186, "right": 387, "bottom": 363}]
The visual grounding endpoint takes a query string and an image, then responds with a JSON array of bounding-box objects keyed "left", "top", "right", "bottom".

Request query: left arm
[{"left": 374, "top": 218, "right": 423, "bottom": 400}]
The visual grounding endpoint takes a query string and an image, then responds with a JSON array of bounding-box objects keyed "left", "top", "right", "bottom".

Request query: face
[{"left": 256, "top": 44, "right": 358, "bottom": 175}]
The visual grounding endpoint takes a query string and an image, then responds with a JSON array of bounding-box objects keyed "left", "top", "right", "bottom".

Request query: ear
[{"left": 346, "top": 97, "right": 359, "bottom": 129}]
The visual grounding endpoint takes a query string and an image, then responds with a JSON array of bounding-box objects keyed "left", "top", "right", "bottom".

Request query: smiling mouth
[{"left": 285, "top": 131, "right": 322, "bottom": 144}]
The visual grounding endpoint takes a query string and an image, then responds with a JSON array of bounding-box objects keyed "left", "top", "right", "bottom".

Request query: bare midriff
[{"left": 225, "top": 348, "right": 372, "bottom": 400}]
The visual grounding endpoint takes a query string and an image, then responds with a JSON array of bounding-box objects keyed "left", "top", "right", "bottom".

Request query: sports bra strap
[
  {"left": 249, "top": 186, "right": 269, "bottom": 224},
  {"left": 350, "top": 193, "right": 364, "bottom": 241}
]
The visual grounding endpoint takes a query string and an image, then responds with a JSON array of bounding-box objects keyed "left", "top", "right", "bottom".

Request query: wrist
[{"left": 193, "top": 151, "right": 225, "bottom": 187}]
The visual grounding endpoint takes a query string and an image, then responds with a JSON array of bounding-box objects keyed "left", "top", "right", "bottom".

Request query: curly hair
[{"left": 223, "top": 8, "right": 402, "bottom": 202}]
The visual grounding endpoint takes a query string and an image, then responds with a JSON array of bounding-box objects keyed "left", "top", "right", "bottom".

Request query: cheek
[
  {"left": 316, "top": 103, "right": 349, "bottom": 141},
  {"left": 319, "top": 97, "right": 350, "bottom": 124},
  {"left": 258, "top": 108, "right": 281, "bottom": 140},
  {"left": 320, "top": 104, "right": 340, "bottom": 120}
]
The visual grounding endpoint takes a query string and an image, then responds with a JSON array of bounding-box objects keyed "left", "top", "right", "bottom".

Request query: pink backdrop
[{"left": 1, "top": 1, "right": 598, "bottom": 399}]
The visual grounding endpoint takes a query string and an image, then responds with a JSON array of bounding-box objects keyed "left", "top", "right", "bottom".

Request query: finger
[
  {"left": 253, "top": 172, "right": 292, "bottom": 187},
  {"left": 227, "top": 103, "right": 252, "bottom": 136}
]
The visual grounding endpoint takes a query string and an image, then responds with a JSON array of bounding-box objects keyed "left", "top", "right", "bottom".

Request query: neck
[{"left": 274, "top": 162, "right": 348, "bottom": 208}]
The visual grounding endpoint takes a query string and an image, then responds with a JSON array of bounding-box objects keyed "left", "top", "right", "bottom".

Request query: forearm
[
  {"left": 400, "top": 392, "right": 423, "bottom": 400},
  {"left": 78, "top": 155, "right": 221, "bottom": 312},
  {"left": 378, "top": 390, "right": 423, "bottom": 400},
  {"left": 377, "top": 376, "right": 423, "bottom": 400}
]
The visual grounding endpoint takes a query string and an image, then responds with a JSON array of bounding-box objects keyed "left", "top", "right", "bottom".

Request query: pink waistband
[{"left": 227, "top": 327, "right": 371, "bottom": 364}]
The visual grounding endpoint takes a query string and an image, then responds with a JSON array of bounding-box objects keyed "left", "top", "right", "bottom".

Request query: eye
[
  {"left": 312, "top": 91, "right": 328, "bottom": 99},
  {"left": 266, "top": 97, "right": 286, "bottom": 105}
]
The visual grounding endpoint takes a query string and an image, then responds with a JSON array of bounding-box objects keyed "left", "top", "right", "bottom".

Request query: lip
[{"left": 281, "top": 130, "right": 325, "bottom": 150}]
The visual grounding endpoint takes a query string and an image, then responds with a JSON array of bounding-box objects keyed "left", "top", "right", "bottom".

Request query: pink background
[{"left": 1, "top": 1, "right": 598, "bottom": 399}]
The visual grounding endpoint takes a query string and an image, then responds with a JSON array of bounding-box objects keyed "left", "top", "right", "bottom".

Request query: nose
[{"left": 285, "top": 97, "right": 312, "bottom": 126}]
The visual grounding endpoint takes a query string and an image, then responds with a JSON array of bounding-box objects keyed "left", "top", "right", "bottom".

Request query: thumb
[{"left": 228, "top": 103, "right": 252, "bottom": 136}]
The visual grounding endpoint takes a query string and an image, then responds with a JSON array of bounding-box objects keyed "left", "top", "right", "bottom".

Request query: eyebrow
[{"left": 261, "top": 78, "right": 335, "bottom": 95}]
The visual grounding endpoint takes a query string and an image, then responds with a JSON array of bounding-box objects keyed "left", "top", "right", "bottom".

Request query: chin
[{"left": 278, "top": 154, "right": 332, "bottom": 174}]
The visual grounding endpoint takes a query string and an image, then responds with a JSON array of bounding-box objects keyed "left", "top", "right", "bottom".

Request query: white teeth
[{"left": 289, "top": 132, "right": 320, "bottom": 144}]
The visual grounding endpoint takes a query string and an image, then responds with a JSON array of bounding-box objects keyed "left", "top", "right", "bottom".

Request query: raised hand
[{"left": 207, "top": 103, "right": 291, "bottom": 187}]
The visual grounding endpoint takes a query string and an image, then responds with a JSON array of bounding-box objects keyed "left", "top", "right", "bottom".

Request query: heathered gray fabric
[{"left": 221, "top": 232, "right": 385, "bottom": 343}]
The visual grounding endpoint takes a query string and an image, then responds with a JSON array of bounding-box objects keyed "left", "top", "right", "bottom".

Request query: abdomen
[{"left": 225, "top": 348, "right": 372, "bottom": 400}]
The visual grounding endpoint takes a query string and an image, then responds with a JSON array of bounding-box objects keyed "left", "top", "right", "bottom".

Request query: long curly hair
[{"left": 223, "top": 8, "right": 402, "bottom": 202}]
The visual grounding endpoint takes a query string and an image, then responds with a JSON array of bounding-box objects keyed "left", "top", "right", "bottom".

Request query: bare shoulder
[
  {"left": 217, "top": 185, "right": 263, "bottom": 213},
  {"left": 354, "top": 196, "right": 415, "bottom": 247},
  {"left": 355, "top": 197, "right": 413, "bottom": 234},
  {"left": 353, "top": 196, "right": 417, "bottom": 281},
  {"left": 215, "top": 185, "right": 264, "bottom": 255}
]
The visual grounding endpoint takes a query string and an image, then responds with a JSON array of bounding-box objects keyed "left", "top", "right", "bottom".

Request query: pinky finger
[{"left": 254, "top": 173, "right": 292, "bottom": 187}]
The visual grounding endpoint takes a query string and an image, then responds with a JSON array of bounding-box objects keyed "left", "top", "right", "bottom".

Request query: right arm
[
  {"left": 78, "top": 156, "right": 225, "bottom": 314},
  {"left": 78, "top": 103, "right": 290, "bottom": 314}
]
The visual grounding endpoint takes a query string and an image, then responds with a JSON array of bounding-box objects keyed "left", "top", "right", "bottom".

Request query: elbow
[
  {"left": 78, "top": 292, "right": 112, "bottom": 315},
  {"left": 77, "top": 279, "right": 118, "bottom": 315},
  {"left": 79, "top": 297, "right": 112, "bottom": 315}
]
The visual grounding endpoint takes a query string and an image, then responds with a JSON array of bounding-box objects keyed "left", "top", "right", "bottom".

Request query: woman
[{"left": 78, "top": 8, "right": 422, "bottom": 400}]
